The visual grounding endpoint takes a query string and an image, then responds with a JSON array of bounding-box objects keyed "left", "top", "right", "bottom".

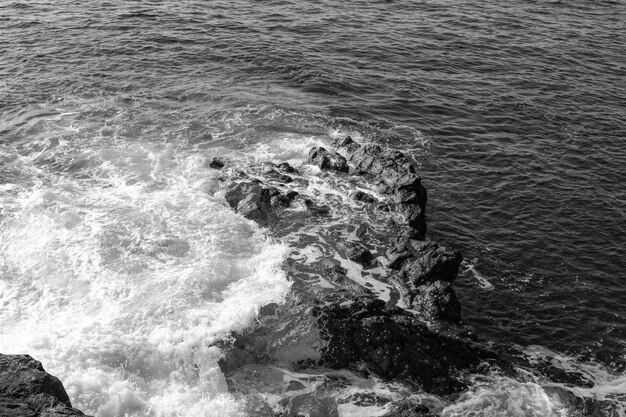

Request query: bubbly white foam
[
  {"left": 0, "top": 138, "right": 291, "bottom": 417},
  {"left": 440, "top": 376, "right": 567, "bottom": 417},
  {"left": 463, "top": 258, "right": 495, "bottom": 290},
  {"left": 524, "top": 345, "right": 626, "bottom": 405}
]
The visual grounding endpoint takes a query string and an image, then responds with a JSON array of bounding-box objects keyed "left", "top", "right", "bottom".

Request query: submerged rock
[{"left": 0, "top": 354, "right": 87, "bottom": 417}]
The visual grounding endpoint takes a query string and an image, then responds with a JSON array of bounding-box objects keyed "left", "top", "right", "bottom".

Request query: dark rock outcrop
[
  {"left": 387, "top": 238, "right": 463, "bottom": 323},
  {"left": 224, "top": 180, "right": 295, "bottom": 226},
  {"left": 340, "top": 241, "right": 373, "bottom": 267},
  {"left": 0, "top": 354, "right": 86, "bottom": 417},
  {"left": 382, "top": 400, "right": 437, "bottom": 417},
  {"left": 221, "top": 295, "right": 492, "bottom": 396},
  {"left": 335, "top": 136, "right": 427, "bottom": 236},
  {"left": 216, "top": 137, "right": 495, "bottom": 411},
  {"left": 308, "top": 147, "right": 349, "bottom": 173},
  {"left": 351, "top": 190, "right": 378, "bottom": 204},
  {"left": 314, "top": 297, "right": 488, "bottom": 394},
  {"left": 208, "top": 157, "right": 225, "bottom": 169}
]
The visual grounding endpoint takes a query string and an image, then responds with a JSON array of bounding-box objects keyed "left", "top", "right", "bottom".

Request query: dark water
[{"left": 1, "top": 0, "right": 625, "bottom": 415}]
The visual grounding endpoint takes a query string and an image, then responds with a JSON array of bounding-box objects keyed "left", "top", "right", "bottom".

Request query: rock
[
  {"left": 224, "top": 180, "right": 294, "bottom": 226},
  {"left": 386, "top": 239, "right": 463, "bottom": 322},
  {"left": 313, "top": 297, "right": 488, "bottom": 394},
  {"left": 382, "top": 400, "right": 436, "bottom": 417},
  {"left": 220, "top": 294, "right": 489, "bottom": 395},
  {"left": 217, "top": 339, "right": 256, "bottom": 375},
  {"left": 409, "top": 280, "right": 462, "bottom": 323},
  {"left": 263, "top": 167, "right": 293, "bottom": 183},
  {"left": 352, "top": 190, "right": 378, "bottom": 204},
  {"left": 321, "top": 259, "right": 349, "bottom": 284},
  {"left": 396, "top": 241, "right": 463, "bottom": 286},
  {"left": 275, "top": 162, "right": 299, "bottom": 175},
  {"left": 334, "top": 136, "right": 427, "bottom": 235},
  {"left": 308, "top": 147, "right": 349, "bottom": 173},
  {"left": 0, "top": 354, "right": 87, "bottom": 416},
  {"left": 262, "top": 163, "right": 295, "bottom": 183},
  {"left": 303, "top": 199, "right": 331, "bottom": 216},
  {"left": 208, "top": 157, "right": 224, "bottom": 169},
  {"left": 282, "top": 393, "right": 339, "bottom": 417},
  {"left": 340, "top": 242, "right": 373, "bottom": 267}
]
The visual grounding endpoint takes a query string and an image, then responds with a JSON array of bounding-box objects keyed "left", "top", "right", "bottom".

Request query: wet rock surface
[
  {"left": 308, "top": 147, "right": 349, "bottom": 173},
  {"left": 313, "top": 297, "right": 491, "bottom": 394},
  {"left": 335, "top": 136, "right": 428, "bottom": 236},
  {"left": 0, "top": 354, "right": 87, "bottom": 417},
  {"left": 224, "top": 180, "right": 296, "bottom": 226},
  {"left": 382, "top": 400, "right": 437, "bottom": 417},
  {"left": 213, "top": 136, "right": 605, "bottom": 415},
  {"left": 212, "top": 137, "right": 499, "bottom": 415},
  {"left": 386, "top": 239, "right": 464, "bottom": 323}
]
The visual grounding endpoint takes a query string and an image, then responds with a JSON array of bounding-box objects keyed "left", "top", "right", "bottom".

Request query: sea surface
[{"left": 1, "top": 0, "right": 625, "bottom": 416}]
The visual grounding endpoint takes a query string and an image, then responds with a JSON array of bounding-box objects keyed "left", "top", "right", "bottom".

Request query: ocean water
[{"left": 1, "top": 0, "right": 625, "bottom": 416}]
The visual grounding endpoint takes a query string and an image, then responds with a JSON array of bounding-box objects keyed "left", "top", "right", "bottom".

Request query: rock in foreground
[{"left": 0, "top": 354, "right": 86, "bottom": 417}]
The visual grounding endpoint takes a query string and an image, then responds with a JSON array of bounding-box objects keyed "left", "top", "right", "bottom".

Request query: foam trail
[
  {"left": 0, "top": 140, "right": 291, "bottom": 417},
  {"left": 440, "top": 376, "right": 567, "bottom": 417}
]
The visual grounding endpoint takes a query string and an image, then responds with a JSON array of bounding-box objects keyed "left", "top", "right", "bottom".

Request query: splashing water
[{"left": 0, "top": 132, "right": 291, "bottom": 416}]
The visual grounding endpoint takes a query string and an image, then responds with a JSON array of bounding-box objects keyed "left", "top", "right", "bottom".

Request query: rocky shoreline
[
  {"left": 216, "top": 136, "right": 500, "bottom": 415},
  {"left": 2, "top": 136, "right": 603, "bottom": 416}
]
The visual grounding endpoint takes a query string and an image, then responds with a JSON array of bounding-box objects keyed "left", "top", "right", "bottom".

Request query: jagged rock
[
  {"left": 386, "top": 239, "right": 463, "bottom": 322},
  {"left": 313, "top": 297, "right": 488, "bottom": 394},
  {"left": 224, "top": 180, "right": 295, "bottom": 226},
  {"left": 382, "top": 400, "right": 436, "bottom": 417},
  {"left": 280, "top": 393, "right": 339, "bottom": 417},
  {"left": 334, "top": 136, "right": 427, "bottom": 235},
  {"left": 275, "top": 162, "right": 299, "bottom": 175},
  {"left": 0, "top": 354, "right": 87, "bottom": 417},
  {"left": 351, "top": 190, "right": 378, "bottom": 204},
  {"left": 303, "top": 199, "right": 331, "bottom": 215},
  {"left": 340, "top": 241, "right": 373, "bottom": 267},
  {"left": 410, "top": 280, "right": 462, "bottom": 323},
  {"left": 263, "top": 168, "right": 293, "bottom": 183},
  {"left": 262, "top": 163, "right": 296, "bottom": 183},
  {"left": 219, "top": 294, "right": 488, "bottom": 395},
  {"left": 321, "top": 259, "right": 349, "bottom": 284},
  {"left": 390, "top": 240, "right": 462, "bottom": 285},
  {"left": 208, "top": 157, "right": 225, "bottom": 169},
  {"left": 217, "top": 339, "right": 256, "bottom": 375},
  {"left": 308, "top": 147, "right": 349, "bottom": 173}
]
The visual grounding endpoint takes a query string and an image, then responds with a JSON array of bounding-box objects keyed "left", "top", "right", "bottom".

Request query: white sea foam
[
  {"left": 524, "top": 345, "right": 626, "bottom": 406},
  {"left": 0, "top": 138, "right": 291, "bottom": 417},
  {"left": 463, "top": 258, "right": 495, "bottom": 290},
  {"left": 440, "top": 376, "right": 567, "bottom": 417}
]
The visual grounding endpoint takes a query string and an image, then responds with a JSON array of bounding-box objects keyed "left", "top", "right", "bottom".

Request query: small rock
[
  {"left": 352, "top": 190, "right": 378, "bottom": 204},
  {"left": 308, "top": 147, "right": 349, "bottom": 173},
  {"left": 208, "top": 157, "right": 225, "bottom": 169},
  {"left": 341, "top": 242, "right": 373, "bottom": 267},
  {"left": 304, "top": 199, "right": 331, "bottom": 215}
]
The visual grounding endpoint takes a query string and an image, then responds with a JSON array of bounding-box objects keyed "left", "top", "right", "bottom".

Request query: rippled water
[{"left": 1, "top": 0, "right": 625, "bottom": 416}]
